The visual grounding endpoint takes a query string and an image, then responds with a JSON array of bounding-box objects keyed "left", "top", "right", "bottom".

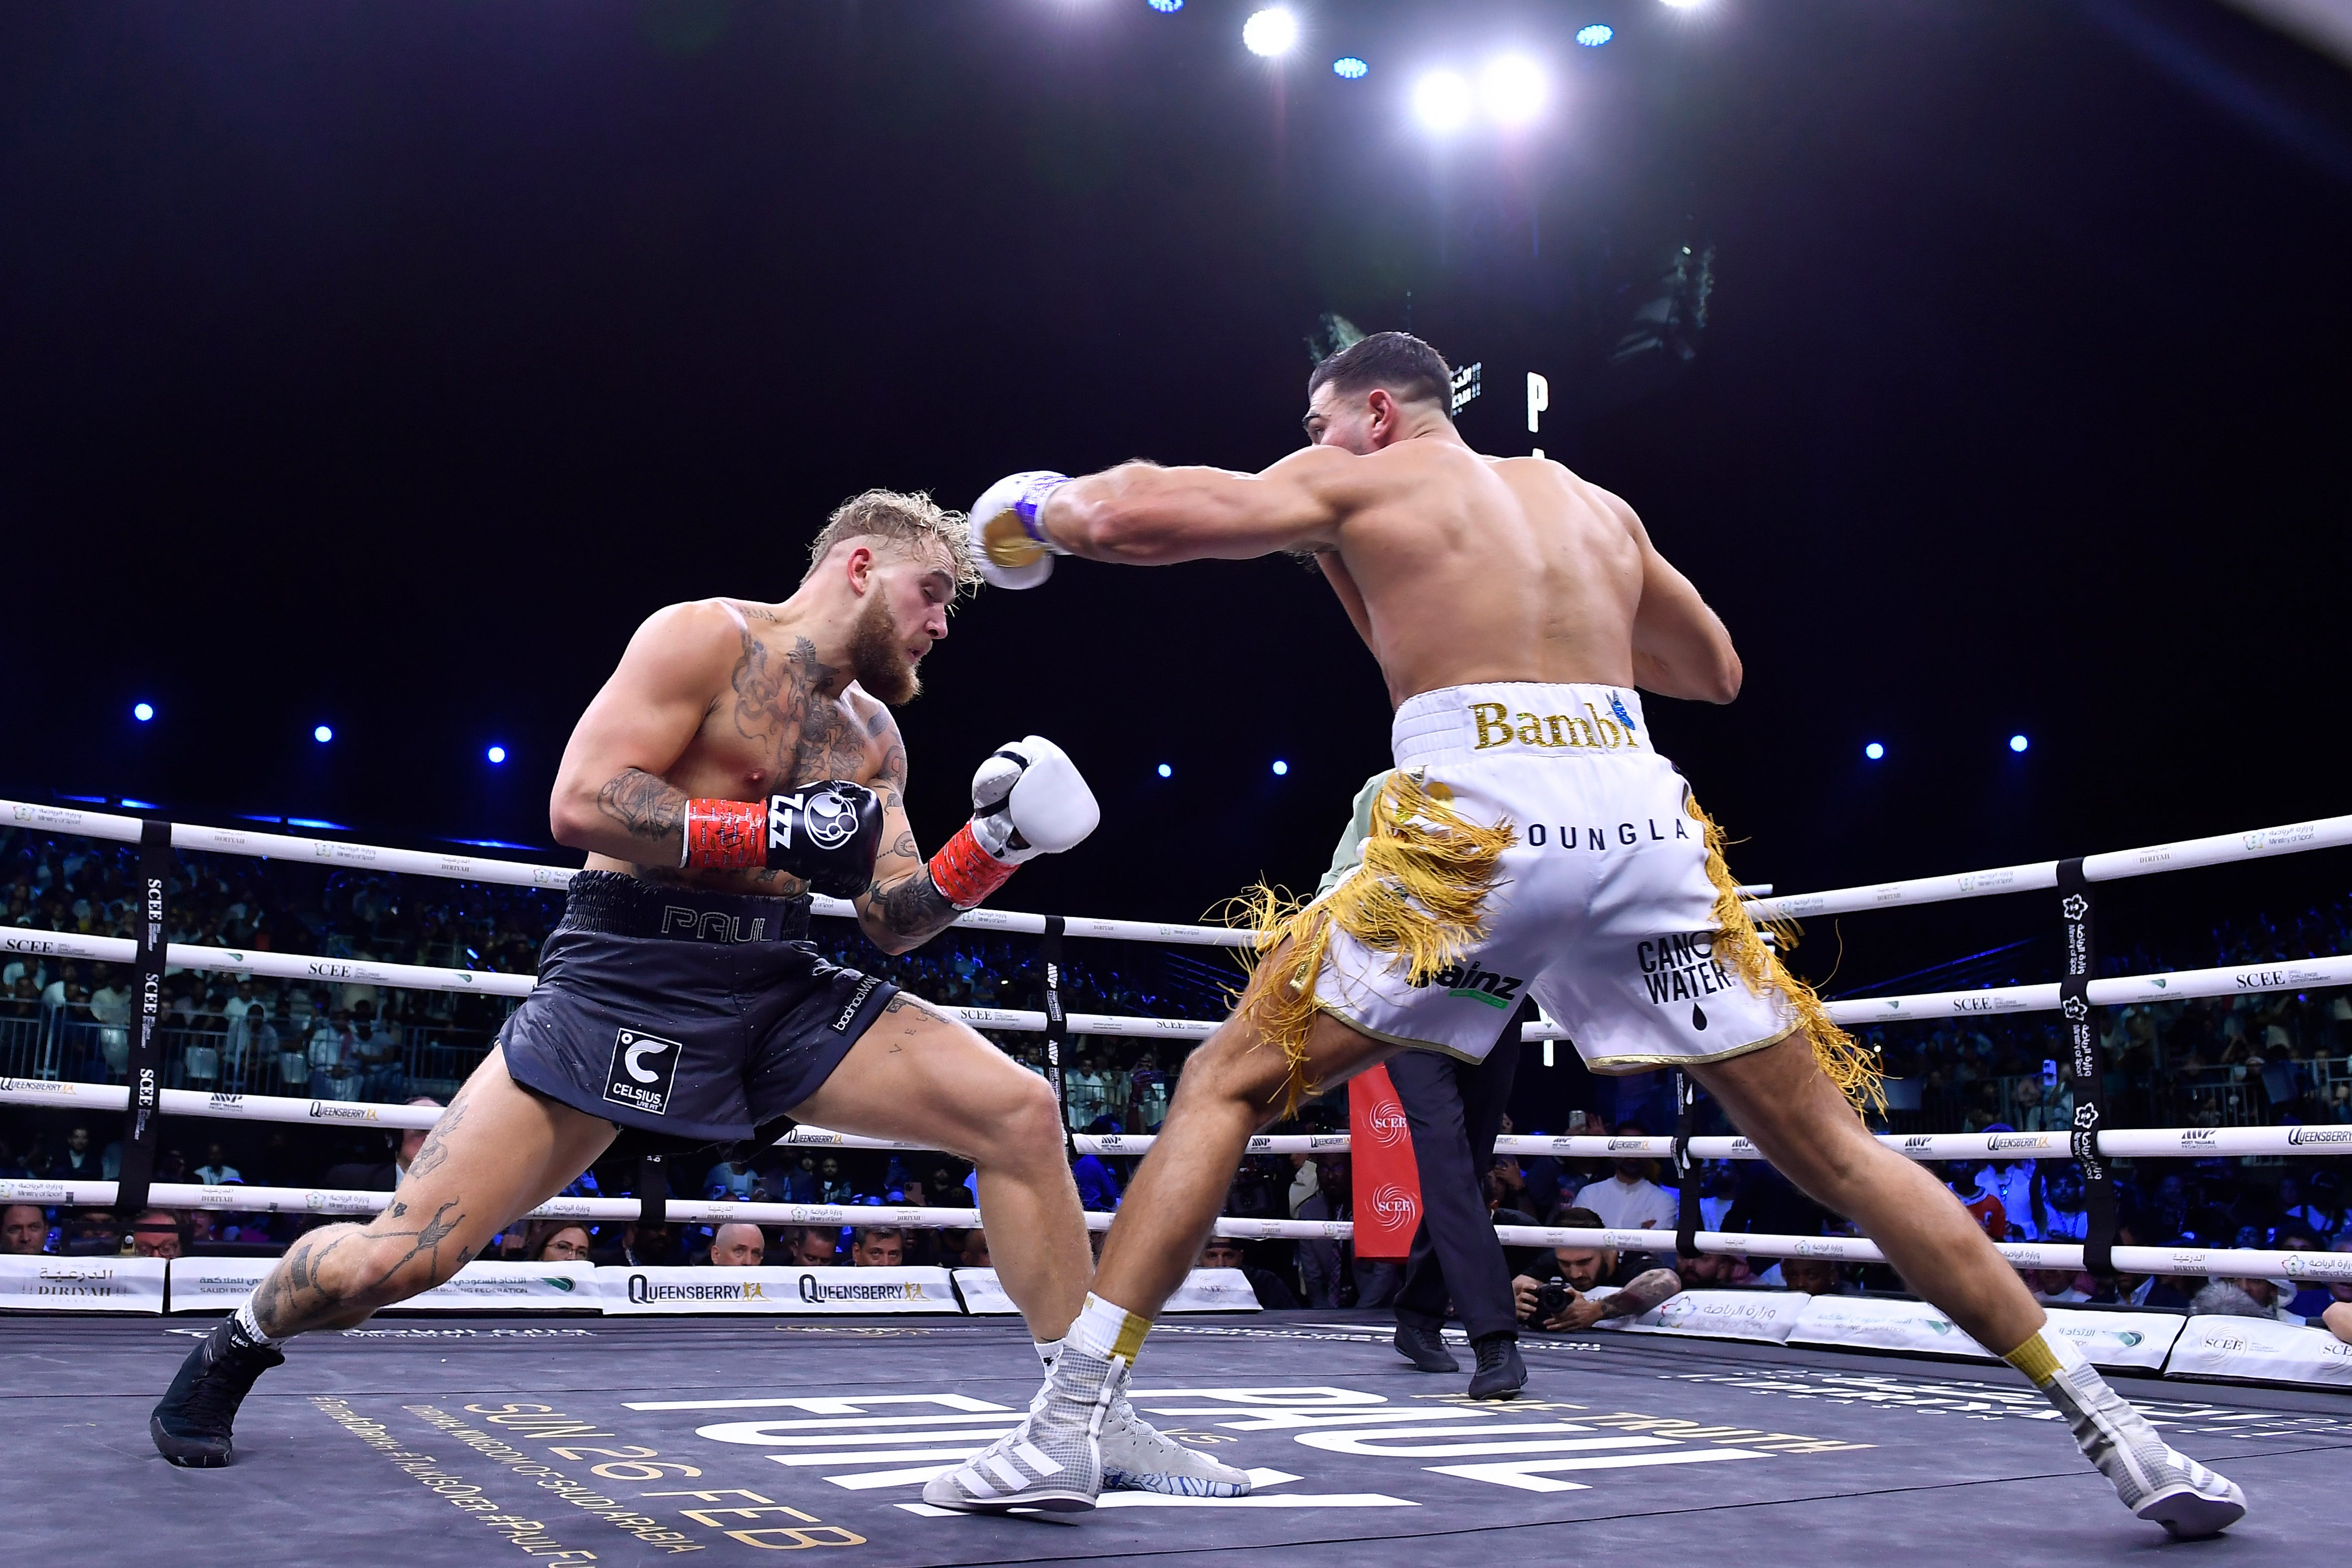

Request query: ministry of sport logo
[
  {"left": 604, "top": 1028, "right": 683, "bottom": 1117},
  {"left": 1409, "top": 957, "right": 1524, "bottom": 1009}
]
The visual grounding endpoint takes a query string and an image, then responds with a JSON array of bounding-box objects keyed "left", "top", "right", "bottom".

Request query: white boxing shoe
[
  {"left": 921, "top": 1346, "right": 1117, "bottom": 1513},
  {"left": 1100, "top": 1392, "right": 1252, "bottom": 1498},
  {"left": 2041, "top": 1344, "right": 2246, "bottom": 1538}
]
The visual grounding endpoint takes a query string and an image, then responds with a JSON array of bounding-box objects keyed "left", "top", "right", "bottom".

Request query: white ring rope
[
  {"left": 11, "top": 795, "right": 2350, "bottom": 941},
  {"left": 9, "top": 926, "right": 2349, "bottom": 1045},
  {"left": 4, "top": 1078, "right": 2344, "bottom": 1162},
  {"left": 1, "top": 1175, "right": 2341, "bottom": 1284}
]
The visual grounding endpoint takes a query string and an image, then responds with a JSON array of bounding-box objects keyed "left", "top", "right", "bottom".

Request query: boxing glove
[
  {"left": 927, "top": 736, "right": 1100, "bottom": 907},
  {"left": 968, "top": 471, "right": 1070, "bottom": 590},
  {"left": 681, "top": 782, "right": 884, "bottom": 899}
]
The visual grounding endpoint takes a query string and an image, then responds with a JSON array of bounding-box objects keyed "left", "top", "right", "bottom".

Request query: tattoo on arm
[
  {"left": 1606, "top": 1268, "right": 1683, "bottom": 1317},
  {"left": 596, "top": 768, "right": 687, "bottom": 845},
  {"left": 865, "top": 868, "right": 962, "bottom": 947}
]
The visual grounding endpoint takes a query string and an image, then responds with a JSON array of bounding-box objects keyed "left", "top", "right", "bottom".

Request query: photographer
[{"left": 1512, "top": 1207, "right": 1682, "bottom": 1333}]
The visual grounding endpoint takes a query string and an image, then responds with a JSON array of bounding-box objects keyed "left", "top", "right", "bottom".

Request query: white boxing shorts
[{"left": 1306, "top": 682, "right": 1797, "bottom": 1073}]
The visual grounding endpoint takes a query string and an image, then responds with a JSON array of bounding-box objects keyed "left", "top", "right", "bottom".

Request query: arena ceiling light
[
  {"left": 1411, "top": 68, "right": 1474, "bottom": 133},
  {"left": 1242, "top": 7, "right": 1297, "bottom": 57},
  {"left": 132, "top": 701, "right": 155, "bottom": 722},
  {"left": 1479, "top": 54, "right": 1547, "bottom": 126},
  {"left": 1577, "top": 23, "right": 1614, "bottom": 46},
  {"left": 1659, "top": 0, "right": 1708, "bottom": 8}
]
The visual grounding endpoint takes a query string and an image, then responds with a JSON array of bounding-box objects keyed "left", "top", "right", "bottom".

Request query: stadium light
[
  {"left": 314, "top": 725, "right": 334, "bottom": 744},
  {"left": 1242, "top": 8, "right": 1297, "bottom": 57},
  {"left": 1412, "top": 69, "right": 1474, "bottom": 133},
  {"left": 1659, "top": 0, "right": 1708, "bottom": 8},
  {"left": 1147, "top": 0, "right": 1183, "bottom": 12},
  {"left": 1332, "top": 56, "right": 1368, "bottom": 80},
  {"left": 132, "top": 701, "right": 155, "bottom": 723},
  {"left": 1157, "top": 763, "right": 1173, "bottom": 779},
  {"left": 1577, "top": 24, "right": 1614, "bottom": 46},
  {"left": 1480, "top": 55, "right": 1547, "bottom": 126},
  {"left": 1272, "top": 760, "right": 1289, "bottom": 777},
  {"left": 2009, "top": 734, "right": 2030, "bottom": 754},
  {"left": 1864, "top": 742, "right": 1885, "bottom": 762},
  {"left": 487, "top": 745, "right": 508, "bottom": 765}
]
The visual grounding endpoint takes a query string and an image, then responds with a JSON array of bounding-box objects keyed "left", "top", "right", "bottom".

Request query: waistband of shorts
[
  {"left": 1392, "top": 681, "right": 1652, "bottom": 766},
  {"left": 557, "top": 870, "right": 812, "bottom": 944}
]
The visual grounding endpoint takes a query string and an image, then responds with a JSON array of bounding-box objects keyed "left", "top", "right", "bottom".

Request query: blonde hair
[{"left": 803, "top": 488, "right": 981, "bottom": 594}]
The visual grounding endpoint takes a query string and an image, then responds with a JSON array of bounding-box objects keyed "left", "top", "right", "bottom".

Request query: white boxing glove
[
  {"left": 925, "top": 735, "right": 1100, "bottom": 908},
  {"left": 968, "top": 470, "right": 1071, "bottom": 590},
  {"left": 970, "top": 736, "right": 1099, "bottom": 860}
]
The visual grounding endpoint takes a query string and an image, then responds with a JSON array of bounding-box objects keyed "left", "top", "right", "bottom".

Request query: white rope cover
[
  {"left": 11, "top": 795, "right": 2350, "bottom": 941},
  {"left": 2, "top": 1175, "right": 2341, "bottom": 1284},
  {"left": 5, "top": 1077, "right": 2346, "bottom": 1162}
]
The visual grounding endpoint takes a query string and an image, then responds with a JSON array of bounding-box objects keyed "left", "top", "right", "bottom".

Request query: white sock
[
  {"left": 234, "top": 1298, "right": 290, "bottom": 1349},
  {"left": 1064, "top": 1292, "right": 1151, "bottom": 1366},
  {"left": 1034, "top": 1337, "right": 1063, "bottom": 1370}
]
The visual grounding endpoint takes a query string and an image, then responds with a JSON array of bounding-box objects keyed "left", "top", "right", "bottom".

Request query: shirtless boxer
[
  {"left": 148, "top": 489, "right": 1248, "bottom": 1500},
  {"left": 926, "top": 333, "right": 2245, "bottom": 1536}
]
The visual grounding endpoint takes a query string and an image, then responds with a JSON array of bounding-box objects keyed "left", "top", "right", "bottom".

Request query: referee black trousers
[{"left": 1387, "top": 1001, "right": 1527, "bottom": 1344}]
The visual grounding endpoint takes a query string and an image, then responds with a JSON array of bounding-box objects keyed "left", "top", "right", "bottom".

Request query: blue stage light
[
  {"left": 1864, "top": 742, "right": 1884, "bottom": 761},
  {"left": 313, "top": 725, "right": 334, "bottom": 744},
  {"left": 1148, "top": 0, "right": 1182, "bottom": 12},
  {"left": 1332, "top": 56, "right": 1368, "bottom": 79},
  {"left": 132, "top": 702, "right": 154, "bottom": 722},
  {"left": 120, "top": 798, "right": 157, "bottom": 810},
  {"left": 1577, "top": 23, "right": 1614, "bottom": 46},
  {"left": 1272, "top": 760, "right": 1289, "bottom": 776},
  {"left": 2009, "top": 734, "right": 2029, "bottom": 753},
  {"left": 486, "top": 745, "right": 507, "bottom": 765},
  {"left": 1157, "top": 763, "right": 1173, "bottom": 778}
]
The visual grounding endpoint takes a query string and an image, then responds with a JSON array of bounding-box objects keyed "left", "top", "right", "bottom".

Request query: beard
[{"left": 846, "top": 592, "right": 921, "bottom": 706}]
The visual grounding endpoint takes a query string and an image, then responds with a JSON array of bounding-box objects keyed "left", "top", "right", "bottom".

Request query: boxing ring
[{"left": 2, "top": 796, "right": 2350, "bottom": 1563}]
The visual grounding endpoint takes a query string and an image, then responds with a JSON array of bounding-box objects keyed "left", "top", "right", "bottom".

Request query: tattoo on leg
[{"left": 404, "top": 1079, "right": 475, "bottom": 1182}]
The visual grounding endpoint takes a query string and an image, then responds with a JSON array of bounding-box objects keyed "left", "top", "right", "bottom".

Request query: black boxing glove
[{"left": 681, "top": 781, "right": 883, "bottom": 898}]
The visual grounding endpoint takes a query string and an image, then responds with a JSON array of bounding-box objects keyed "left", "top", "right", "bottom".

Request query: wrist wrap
[
  {"left": 682, "top": 797, "right": 766, "bottom": 870},
  {"left": 928, "top": 821, "right": 1019, "bottom": 909}
]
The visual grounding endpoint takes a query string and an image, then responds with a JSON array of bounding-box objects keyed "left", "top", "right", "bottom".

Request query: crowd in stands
[{"left": 4, "top": 823, "right": 2352, "bottom": 1336}]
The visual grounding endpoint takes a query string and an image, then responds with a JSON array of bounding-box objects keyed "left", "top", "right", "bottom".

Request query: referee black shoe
[
  {"left": 1393, "top": 1321, "right": 1460, "bottom": 1373},
  {"left": 1467, "top": 1333, "right": 1526, "bottom": 1401},
  {"left": 150, "top": 1318, "right": 284, "bottom": 1467}
]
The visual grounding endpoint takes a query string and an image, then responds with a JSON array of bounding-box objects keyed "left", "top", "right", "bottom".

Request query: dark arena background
[{"left": 2, "top": 4, "right": 2351, "bottom": 1566}]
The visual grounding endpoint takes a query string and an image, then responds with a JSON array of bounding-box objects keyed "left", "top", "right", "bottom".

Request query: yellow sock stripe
[
  {"left": 2002, "top": 1331, "right": 2062, "bottom": 1387},
  {"left": 1685, "top": 792, "right": 1885, "bottom": 1119},
  {"left": 1222, "top": 770, "right": 1516, "bottom": 1116},
  {"left": 1109, "top": 1308, "right": 1152, "bottom": 1366}
]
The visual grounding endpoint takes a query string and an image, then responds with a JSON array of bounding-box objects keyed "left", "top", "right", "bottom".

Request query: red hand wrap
[
  {"left": 927, "top": 821, "right": 1018, "bottom": 909},
  {"left": 683, "top": 797, "right": 766, "bottom": 870}
]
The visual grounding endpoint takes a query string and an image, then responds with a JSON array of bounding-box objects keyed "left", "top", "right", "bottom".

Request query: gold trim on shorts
[{"left": 1580, "top": 1018, "right": 1799, "bottom": 1076}]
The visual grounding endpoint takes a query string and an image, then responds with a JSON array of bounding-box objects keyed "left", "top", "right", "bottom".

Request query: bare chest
[{"left": 674, "top": 630, "right": 884, "bottom": 800}]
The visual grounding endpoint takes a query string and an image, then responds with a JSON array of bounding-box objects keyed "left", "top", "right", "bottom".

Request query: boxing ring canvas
[{"left": 8, "top": 1311, "right": 2347, "bottom": 1567}]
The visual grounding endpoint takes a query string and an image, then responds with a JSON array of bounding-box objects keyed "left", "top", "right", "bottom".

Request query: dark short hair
[
  {"left": 1306, "top": 330, "right": 1452, "bottom": 409},
  {"left": 1552, "top": 1207, "right": 1606, "bottom": 1232},
  {"left": 854, "top": 1226, "right": 904, "bottom": 1245}
]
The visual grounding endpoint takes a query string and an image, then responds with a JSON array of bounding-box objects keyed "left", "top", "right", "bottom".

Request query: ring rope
[
  {"left": 0, "top": 1174, "right": 2342, "bottom": 1284},
  {"left": 2, "top": 1077, "right": 2341, "bottom": 1162},
  {"left": 10, "top": 795, "right": 2350, "bottom": 943}
]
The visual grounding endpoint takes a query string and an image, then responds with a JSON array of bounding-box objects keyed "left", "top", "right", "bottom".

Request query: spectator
[
  {"left": 527, "top": 1222, "right": 594, "bottom": 1262},
  {"left": 1512, "top": 1209, "right": 1681, "bottom": 1330},
  {"left": 614, "top": 1223, "right": 676, "bottom": 1266},
  {"left": 2025, "top": 1266, "right": 2090, "bottom": 1304},
  {"left": 708, "top": 1224, "right": 766, "bottom": 1267},
  {"left": 786, "top": 1156, "right": 820, "bottom": 1203},
  {"left": 129, "top": 1209, "right": 185, "bottom": 1259},
  {"left": 1673, "top": 1248, "right": 1755, "bottom": 1289},
  {"left": 59, "top": 1126, "right": 102, "bottom": 1178},
  {"left": 851, "top": 1227, "right": 905, "bottom": 1267},
  {"left": 1201, "top": 1237, "right": 1300, "bottom": 1309},
  {"left": 224, "top": 1004, "right": 277, "bottom": 1085},
  {"left": 817, "top": 1157, "right": 853, "bottom": 1205},
  {"left": 785, "top": 1226, "right": 841, "bottom": 1266},
  {"left": 307, "top": 1007, "right": 356, "bottom": 1099},
  {"left": 705, "top": 1152, "right": 758, "bottom": 1201},
  {"left": 1773, "top": 1257, "right": 1846, "bottom": 1296},
  {"left": 194, "top": 1144, "right": 241, "bottom": 1186},
  {"left": 1, "top": 1203, "right": 49, "bottom": 1254},
  {"left": 2188, "top": 1279, "right": 2282, "bottom": 1319},
  {"left": 958, "top": 1229, "right": 992, "bottom": 1268},
  {"left": 1571, "top": 1123, "right": 1679, "bottom": 1234},
  {"left": 89, "top": 968, "right": 133, "bottom": 1077},
  {"left": 1072, "top": 1118, "right": 1124, "bottom": 1211},
  {"left": 323, "top": 1097, "right": 443, "bottom": 1190}
]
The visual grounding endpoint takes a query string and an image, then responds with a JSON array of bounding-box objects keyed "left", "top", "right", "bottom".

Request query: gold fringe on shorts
[
  {"left": 1225, "top": 770, "right": 1516, "bottom": 1116},
  {"left": 1684, "top": 793, "right": 1884, "bottom": 1119}
]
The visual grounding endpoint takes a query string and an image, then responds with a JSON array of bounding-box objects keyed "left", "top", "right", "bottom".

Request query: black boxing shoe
[
  {"left": 1467, "top": 1333, "right": 1527, "bottom": 1401},
  {"left": 151, "top": 1318, "right": 284, "bottom": 1467},
  {"left": 1394, "top": 1321, "right": 1460, "bottom": 1373}
]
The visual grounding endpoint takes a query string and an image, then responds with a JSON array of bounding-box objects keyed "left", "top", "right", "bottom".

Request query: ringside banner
[
  {"left": 955, "top": 1267, "right": 1261, "bottom": 1316},
  {"left": 2165, "top": 1313, "right": 2352, "bottom": 1389},
  {"left": 1598, "top": 1286, "right": 1807, "bottom": 1344},
  {"left": 166, "top": 1258, "right": 597, "bottom": 1314},
  {"left": 1792, "top": 1295, "right": 2182, "bottom": 1370},
  {"left": 603, "top": 1265, "right": 958, "bottom": 1316},
  {"left": 0, "top": 1254, "right": 165, "bottom": 1313}
]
